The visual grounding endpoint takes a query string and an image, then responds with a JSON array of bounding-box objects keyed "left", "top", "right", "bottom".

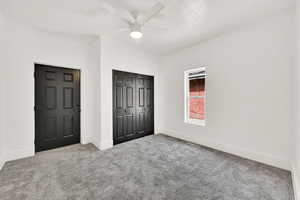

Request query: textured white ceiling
[{"left": 0, "top": 0, "right": 295, "bottom": 55}]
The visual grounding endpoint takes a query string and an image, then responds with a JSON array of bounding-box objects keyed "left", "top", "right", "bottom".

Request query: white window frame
[{"left": 184, "top": 67, "right": 206, "bottom": 126}]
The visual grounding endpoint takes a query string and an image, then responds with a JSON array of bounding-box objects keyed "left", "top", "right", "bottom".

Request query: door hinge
[{"left": 34, "top": 72, "right": 36, "bottom": 79}]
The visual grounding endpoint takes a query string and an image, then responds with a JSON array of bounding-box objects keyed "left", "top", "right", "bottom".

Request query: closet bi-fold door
[
  {"left": 135, "top": 75, "right": 154, "bottom": 137},
  {"left": 113, "top": 71, "right": 136, "bottom": 144},
  {"left": 113, "top": 70, "right": 154, "bottom": 145}
]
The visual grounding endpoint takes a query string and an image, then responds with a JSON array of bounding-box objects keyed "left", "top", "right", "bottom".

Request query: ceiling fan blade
[
  {"left": 143, "top": 24, "right": 169, "bottom": 32},
  {"left": 138, "top": 2, "right": 165, "bottom": 25},
  {"left": 98, "top": 0, "right": 135, "bottom": 24},
  {"left": 101, "top": 28, "right": 130, "bottom": 37}
]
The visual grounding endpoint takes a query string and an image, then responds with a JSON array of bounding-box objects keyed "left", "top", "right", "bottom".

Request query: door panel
[
  {"left": 35, "top": 64, "right": 80, "bottom": 152},
  {"left": 116, "top": 86, "right": 123, "bottom": 108},
  {"left": 45, "top": 86, "right": 57, "bottom": 109},
  {"left": 64, "top": 73, "right": 74, "bottom": 82},
  {"left": 113, "top": 70, "right": 154, "bottom": 145},
  {"left": 137, "top": 112, "right": 145, "bottom": 132},
  {"left": 136, "top": 76, "right": 146, "bottom": 134},
  {"left": 45, "top": 117, "right": 58, "bottom": 141},
  {"left": 45, "top": 71, "right": 56, "bottom": 80},
  {"left": 63, "top": 115, "right": 74, "bottom": 138},
  {"left": 116, "top": 116, "right": 124, "bottom": 138},
  {"left": 126, "top": 87, "right": 134, "bottom": 107},
  {"left": 113, "top": 72, "right": 136, "bottom": 143},
  {"left": 124, "top": 115, "right": 134, "bottom": 134},
  {"left": 138, "top": 88, "right": 144, "bottom": 106},
  {"left": 145, "top": 78, "right": 154, "bottom": 134},
  {"left": 63, "top": 87, "right": 74, "bottom": 109}
]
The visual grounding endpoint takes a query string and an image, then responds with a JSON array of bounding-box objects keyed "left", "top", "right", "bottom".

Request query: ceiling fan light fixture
[
  {"left": 130, "top": 24, "right": 143, "bottom": 39},
  {"left": 130, "top": 30, "right": 143, "bottom": 39}
]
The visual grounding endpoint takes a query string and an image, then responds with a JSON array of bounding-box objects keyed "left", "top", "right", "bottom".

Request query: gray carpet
[{"left": 0, "top": 135, "right": 294, "bottom": 200}]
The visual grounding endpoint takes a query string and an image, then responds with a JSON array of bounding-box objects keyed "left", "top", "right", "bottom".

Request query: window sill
[{"left": 185, "top": 119, "right": 206, "bottom": 126}]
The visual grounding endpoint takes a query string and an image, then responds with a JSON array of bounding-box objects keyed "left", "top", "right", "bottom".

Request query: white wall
[
  {"left": 0, "top": 17, "right": 160, "bottom": 161},
  {"left": 85, "top": 37, "right": 101, "bottom": 147},
  {"left": 157, "top": 11, "right": 295, "bottom": 170},
  {"left": 98, "top": 37, "right": 159, "bottom": 149},
  {"left": 0, "top": 13, "right": 7, "bottom": 170},
  {"left": 1, "top": 20, "right": 159, "bottom": 160},
  {"left": 292, "top": 1, "right": 300, "bottom": 199},
  {"left": 3, "top": 20, "right": 101, "bottom": 161}
]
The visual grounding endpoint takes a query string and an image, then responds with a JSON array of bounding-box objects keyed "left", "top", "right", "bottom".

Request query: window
[{"left": 184, "top": 67, "right": 207, "bottom": 126}]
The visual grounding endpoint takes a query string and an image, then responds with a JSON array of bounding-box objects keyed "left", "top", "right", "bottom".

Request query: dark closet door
[
  {"left": 113, "top": 70, "right": 154, "bottom": 145},
  {"left": 142, "top": 76, "right": 154, "bottom": 136},
  {"left": 35, "top": 64, "right": 80, "bottom": 152},
  {"left": 113, "top": 71, "right": 136, "bottom": 144},
  {"left": 135, "top": 75, "right": 154, "bottom": 136}
]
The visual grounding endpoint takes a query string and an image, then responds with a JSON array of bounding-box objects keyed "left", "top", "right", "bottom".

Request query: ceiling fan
[{"left": 98, "top": 0, "right": 168, "bottom": 39}]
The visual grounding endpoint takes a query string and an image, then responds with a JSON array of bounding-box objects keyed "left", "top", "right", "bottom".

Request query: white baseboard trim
[
  {"left": 159, "top": 129, "right": 291, "bottom": 171},
  {"left": 292, "top": 165, "right": 300, "bottom": 200},
  {"left": 81, "top": 137, "right": 93, "bottom": 145},
  {"left": 5, "top": 147, "right": 34, "bottom": 162},
  {"left": 99, "top": 139, "right": 113, "bottom": 151},
  {"left": 91, "top": 140, "right": 101, "bottom": 150}
]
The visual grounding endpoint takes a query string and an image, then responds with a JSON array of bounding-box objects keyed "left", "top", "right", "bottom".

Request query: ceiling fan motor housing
[{"left": 130, "top": 23, "right": 142, "bottom": 32}]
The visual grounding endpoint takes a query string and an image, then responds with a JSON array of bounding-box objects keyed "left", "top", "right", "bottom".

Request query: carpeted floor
[{"left": 0, "top": 134, "right": 294, "bottom": 200}]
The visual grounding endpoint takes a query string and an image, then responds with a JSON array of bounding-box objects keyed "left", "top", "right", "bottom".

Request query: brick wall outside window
[{"left": 189, "top": 78, "right": 205, "bottom": 120}]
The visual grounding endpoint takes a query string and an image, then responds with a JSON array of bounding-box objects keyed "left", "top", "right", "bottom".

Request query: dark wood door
[
  {"left": 113, "top": 70, "right": 154, "bottom": 145},
  {"left": 113, "top": 71, "right": 136, "bottom": 143},
  {"left": 135, "top": 75, "right": 154, "bottom": 136},
  {"left": 35, "top": 64, "right": 80, "bottom": 152},
  {"left": 141, "top": 76, "right": 154, "bottom": 136}
]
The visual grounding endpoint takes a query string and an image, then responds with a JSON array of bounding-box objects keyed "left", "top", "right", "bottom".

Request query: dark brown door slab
[{"left": 35, "top": 64, "right": 80, "bottom": 152}]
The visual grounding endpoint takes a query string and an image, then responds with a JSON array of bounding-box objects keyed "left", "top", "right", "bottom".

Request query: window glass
[
  {"left": 189, "top": 79, "right": 205, "bottom": 120},
  {"left": 189, "top": 79, "right": 205, "bottom": 96},
  {"left": 189, "top": 98, "right": 205, "bottom": 120},
  {"left": 185, "top": 67, "right": 206, "bottom": 126}
]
